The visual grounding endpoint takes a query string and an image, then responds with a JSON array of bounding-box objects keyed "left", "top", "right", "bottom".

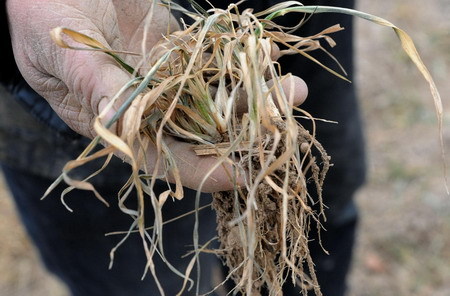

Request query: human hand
[
  {"left": 7, "top": 0, "right": 178, "bottom": 138},
  {"left": 7, "top": 0, "right": 308, "bottom": 193}
]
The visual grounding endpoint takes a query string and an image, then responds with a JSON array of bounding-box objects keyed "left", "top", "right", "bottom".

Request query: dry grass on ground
[{"left": 0, "top": 0, "right": 449, "bottom": 295}]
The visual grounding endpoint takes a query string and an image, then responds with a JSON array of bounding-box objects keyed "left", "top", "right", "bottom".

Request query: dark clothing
[
  {"left": 1, "top": 163, "right": 219, "bottom": 296},
  {"left": 0, "top": 0, "right": 18, "bottom": 86},
  {"left": 0, "top": 0, "right": 365, "bottom": 295}
]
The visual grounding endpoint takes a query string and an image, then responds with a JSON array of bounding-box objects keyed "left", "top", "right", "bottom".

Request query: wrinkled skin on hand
[
  {"left": 7, "top": 0, "right": 175, "bottom": 137},
  {"left": 6, "top": 0, "right": 308, "bottom": 192}
]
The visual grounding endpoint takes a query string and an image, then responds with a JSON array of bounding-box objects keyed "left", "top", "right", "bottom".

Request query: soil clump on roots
[{"left": 212, "top": 122, "right": 330, "bottom": 295}]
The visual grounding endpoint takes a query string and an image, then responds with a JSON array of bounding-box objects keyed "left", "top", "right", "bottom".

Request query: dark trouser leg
[
  {"left": 308, "top": 217, "right": 358, "bottom": 296},
  {"left": 1, "top": 163, "right": 220, "bottom": 296},
  {"left": 282, "top": 213, "right": 358, "bottom": 296}
]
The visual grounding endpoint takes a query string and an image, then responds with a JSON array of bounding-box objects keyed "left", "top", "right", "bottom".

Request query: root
[{"left": 212, "top": 124, "right": 329, "bottom": 295}]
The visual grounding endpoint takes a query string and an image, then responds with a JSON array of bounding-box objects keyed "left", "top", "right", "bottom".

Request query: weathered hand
[
  {"left": 7, "top": 0, "right": 308, "bottom": 193},
  {"left": 7, "top": 0, "right": 177, "bottom": 138},
  {"left": 7, "top": 0, "right": 242, "bottom": 192}
]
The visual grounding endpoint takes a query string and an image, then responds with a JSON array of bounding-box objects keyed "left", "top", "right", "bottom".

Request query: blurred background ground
[
  {"left": 0, "top": 0, "right": 449, "bottom": 295},
  {"left": 349, "top": 0, "right": 450, "bottom": 295}
]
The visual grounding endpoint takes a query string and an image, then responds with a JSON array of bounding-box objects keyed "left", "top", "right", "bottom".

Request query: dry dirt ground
[
  {"left": 349, "top": 0, "right": 450, "bottom": 295},
  {"left": 0, "top": 1, "right": 449, "bottom": 295}
]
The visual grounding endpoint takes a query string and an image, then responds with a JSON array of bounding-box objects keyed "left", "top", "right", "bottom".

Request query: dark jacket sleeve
[
  {"left": 1, "top": 2, "right": 78, "bottom": 138},
  {"left": 0, "top": 1, "right": 20, "bottom": 86}
]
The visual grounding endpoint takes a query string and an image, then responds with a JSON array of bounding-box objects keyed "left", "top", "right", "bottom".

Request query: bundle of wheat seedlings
[{"left": 45, "top": 1, "right": 443, "bottom": 295}]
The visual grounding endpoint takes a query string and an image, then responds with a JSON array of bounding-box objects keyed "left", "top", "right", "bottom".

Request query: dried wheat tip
[{"left": 49, "top": 27, "right": 68, "bottom": 48}]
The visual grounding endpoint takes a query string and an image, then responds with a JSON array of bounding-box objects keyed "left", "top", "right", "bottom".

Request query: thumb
[{"left": 57, "top": 47, "right": 133, "bottom": 138}]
